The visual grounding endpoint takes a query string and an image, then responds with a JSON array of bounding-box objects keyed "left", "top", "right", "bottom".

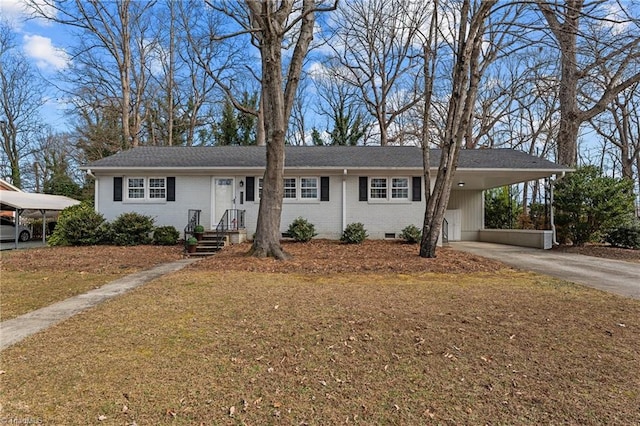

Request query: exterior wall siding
[
  {"left": 95, "top": 172, "right": 484, "bottom": 241},
  {"left": 446, "top": 190, "right": 483, "bottom": 241},
  {"left": 345, "top": 174, "right": 424, "bottom": 239},
  {"left": 97, "top": 175, "right": 213, "bottom": 234}
]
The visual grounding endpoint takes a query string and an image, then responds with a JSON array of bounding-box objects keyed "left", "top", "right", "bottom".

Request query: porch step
[{"left": 186, "top": 232, "right": 229, "bottom": 257}]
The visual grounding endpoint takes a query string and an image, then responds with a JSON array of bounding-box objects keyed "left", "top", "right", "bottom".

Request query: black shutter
[
  {"left": 359, "top": 176, "right": 368, "bottom": 201},
  {"left": 320, "top": 176, "right": 330, "bottom": 201},
  {"left": 412, "top": 176, "right": 422, "bottom": 202},
  {"left": 167, "top": 177, "right": 176, "bottom": 202},
  {"left": 245, "top": 176, "right": 255, "bottom": 202},
  {"left": 113, "top": 177, "right": 123, "bottom": 201}
]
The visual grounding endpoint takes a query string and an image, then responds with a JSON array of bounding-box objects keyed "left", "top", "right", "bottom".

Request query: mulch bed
[
  {"left": 0, "top": 245, "right": 185, "bottom": 273},
  {"left": 552, "top": 243, "right": 640, "bottom": 263},
  {"left": 190, "top": 239, "right": 507, "bottom": 274}
]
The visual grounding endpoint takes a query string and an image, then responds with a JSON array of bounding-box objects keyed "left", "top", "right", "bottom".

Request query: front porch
[{"left": 184, "top": 209, "right": 247, "bottom": 256}]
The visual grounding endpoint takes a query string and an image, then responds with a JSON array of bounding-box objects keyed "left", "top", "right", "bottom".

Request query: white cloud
[
  {"left": 0, "top": 0, "right": 29, "bottom": 28},
  {"left": 23, "top": 34, "right": 69, "bottom": 71},
  {"left": 0, "top": 0, "right": 57, "bottom": 28}
]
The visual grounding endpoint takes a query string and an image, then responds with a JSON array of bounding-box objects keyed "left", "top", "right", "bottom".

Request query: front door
[{"left": 214, "top": 178, "right": 235, "bottom": 227}]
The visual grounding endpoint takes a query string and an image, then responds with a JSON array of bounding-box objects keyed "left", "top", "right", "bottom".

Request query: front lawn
[
  {"left": 2, "top": 267, "right": 639, "bottom": 424},
  {"left": 0, "top": 245, "right": 184, "bottom": 320}
]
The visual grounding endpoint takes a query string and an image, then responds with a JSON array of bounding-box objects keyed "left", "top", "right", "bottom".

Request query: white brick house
[{"left": 82, "top": 146, "right": 569, "bottom": 248}]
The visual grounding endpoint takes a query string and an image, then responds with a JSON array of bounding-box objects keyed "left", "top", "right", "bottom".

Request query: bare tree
[
  {"left": 326, "top": 0, "right": 430, "bottom": 145},
  {"left": 590, "top": 82, "right": 640, "bottom": 185},
  {"left": 419, "top": 0, "right": 499, "bottom": 258},
  {"left": 243, "top": 0, "right": 337, "bottom": 258},
  {"left": 28, "top": 0, "right": 157, "bottom": 148},
  {"left": 0, "top": 21, "right": 45, "bottom": 189},
  {"left": 311, "top": 62, "right": 370, "bottom": 145},
  {"left": 534, "top": 0, "right": 640, "bottom": 167}
]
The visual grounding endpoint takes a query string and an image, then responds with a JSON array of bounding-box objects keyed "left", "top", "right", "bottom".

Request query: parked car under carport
[{"left": 0, "top": 217, "right": 31, "bottom": 242}]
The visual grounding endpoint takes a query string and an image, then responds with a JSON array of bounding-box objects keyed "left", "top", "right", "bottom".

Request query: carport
[{"left": 0, "top": 190, "right": 80, "bottom": 248}]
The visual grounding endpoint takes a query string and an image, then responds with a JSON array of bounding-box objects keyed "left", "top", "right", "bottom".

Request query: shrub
[
  {"left": 193, "top": 224, "right": 205, "bottom": 233},
  {"left": 110, "top": 212, "right": 155, "bottom": 246},
  {"left": 153, "top": 226, "right": 180, "bottom": 246},
  {"left": 400, "top": 224, "right": 422, "bottom": 243},
  {"left": 48, "top": 202, "right": 110, "bottom": 246},
  {"left": 605, "top": 220, "right": 640, "bottom": 249},
  {"left": 287, "top": 217, "right": 317, "bottom": 242},
  {"left": 554, "top": 166, "right": 635, "bottom": 246},
  {"left": 341, "top": 222, "right": 367, "bottom": 244}
]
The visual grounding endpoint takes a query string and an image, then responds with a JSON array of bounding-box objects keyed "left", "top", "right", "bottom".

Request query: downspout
[
  {"left": 342, "top": 169, "right": 347, "bottom": 232},
  {"left": 86, "top": 169, "right": 98, "bottom": 212},
  {"left": 550, "top": 171, "right": 566, "bottom": 246}
]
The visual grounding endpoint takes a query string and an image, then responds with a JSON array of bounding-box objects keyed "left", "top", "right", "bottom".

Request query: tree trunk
[
  {"left": 419, "top": 0, "right": 496, "bottom": 258},
  {"left": 247, "top": 0, "right": 320, "bottom": 259},
  {"left": 256, "top": 92, "right": 266, "bottom": 146},
  {"left": 249, "top": 29, "right": 289, "bottom": 259}
]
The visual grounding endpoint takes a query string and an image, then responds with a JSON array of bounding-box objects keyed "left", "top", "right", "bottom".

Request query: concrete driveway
[
  {"left": 451, "top": 242, "right": 640, "bottom": 300},
  {"left": 0, "top": 240, "right": 47, "bottom": 251}
]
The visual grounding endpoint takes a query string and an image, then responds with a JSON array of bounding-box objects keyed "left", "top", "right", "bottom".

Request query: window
[
  {"left": 284, "top": 178, "right": 297, "bottom": 199},
  {"left": 126, "top": 177, "right": 167, "bottom": 201},
  {"left": 391, "top": 178, "right": 409, "bottom": 199},
  {"left": 149, "top": 178, "right": 166, "bottom": 199},
  {"left": 370, "top": 178, "right": 387, "bottom": 199},
  {"left": 255, "top": 177, "right": 324, "bottom": 201},
  {"left": 300, "top": 177, "right": 318, "bottom": 199},
  {"left": 128, "top": 178, "right": 145, "bottom": 199}
]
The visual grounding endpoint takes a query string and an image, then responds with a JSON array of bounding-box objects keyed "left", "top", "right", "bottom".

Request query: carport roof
[{"left": 0, "top": 190, "right": 80, "bottom": 211}]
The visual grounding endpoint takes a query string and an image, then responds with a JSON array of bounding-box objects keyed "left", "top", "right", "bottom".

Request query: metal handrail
[
  {"left": 184, "top": 209, "right": 201, "bottom": 238},
  {"left": 216, "top": 209, "right": 246, "bottom": 232}
]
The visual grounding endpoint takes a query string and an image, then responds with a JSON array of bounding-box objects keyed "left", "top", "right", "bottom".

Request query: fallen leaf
[{"left": 98, "top": 415, "right": 107, "bottom": 421}]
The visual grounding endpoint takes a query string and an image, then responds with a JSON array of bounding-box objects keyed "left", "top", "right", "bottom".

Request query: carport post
[
  {"left": 15, "top": 208, "right": 23, "bottom": 249},
  {"left": 40, "top": 209, "right": 46, "bottom": 243}
]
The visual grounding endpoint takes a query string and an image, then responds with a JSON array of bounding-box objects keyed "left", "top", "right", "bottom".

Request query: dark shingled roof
[{"left": 84, "top": 146, "right": 568, "bottom": 171}]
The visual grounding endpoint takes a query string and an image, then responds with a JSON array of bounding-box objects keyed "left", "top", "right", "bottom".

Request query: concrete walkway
[
  {"left": 452, "top": 242, "right": 640, "bottom": 299},
  {"left": 0, "top": 258, "right": 199, "bottom": 351}
]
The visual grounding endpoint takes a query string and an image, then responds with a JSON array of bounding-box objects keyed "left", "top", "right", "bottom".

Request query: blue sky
[{"left": 1, "top": 0, "right": 72, "bottom": 130}]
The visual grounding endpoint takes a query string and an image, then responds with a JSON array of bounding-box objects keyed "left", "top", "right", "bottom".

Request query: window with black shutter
[
  {"left": 320, "top": 176, "right": 330, "bottom": 201},
  {"left": 113, "top": 177, "right": 123, "bottom": 201},
  {"left": 245, "top": 177, "right": 255, "bottom": 202},
  {"left": 359, "top": 176, "right": 368, "bottom": 201},
  {"left": 412, "top": 176, "right": 422, "bottom": 202}
]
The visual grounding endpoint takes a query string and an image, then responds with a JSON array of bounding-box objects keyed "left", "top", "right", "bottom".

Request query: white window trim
[
  {"left": 368, "top": 177, "right": 411, "bottom": 203},
  {"left": 391, "top": 177, "right": 410, "bottom": 201},
  {"left": 256, "top": 176, "right": 320, "bottom": 202},
  {"left": 300, "top": 177, "right": 319, "bottom": 200},
  {"left": 124, "top": 176, "right": 167, "bottom": 203},
  {"left": 126, "top": 177, "right": 145, "bottom": 201},
  {"left": 283, "top": 177, "right": 297, "bottom": 199},
  {"left": 369, "top": 177, "right": 388, "bottom": 201},
  {"left": 257, "top": 177, "right": 263, "bottom": 201}
]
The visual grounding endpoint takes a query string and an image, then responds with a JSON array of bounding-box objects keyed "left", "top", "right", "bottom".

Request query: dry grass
[
  {"left": 2, "top": 268, "right": 639, "bottom": 425},
  {"left": 0, "top": 245, "right": 184, "bottom": 320}
]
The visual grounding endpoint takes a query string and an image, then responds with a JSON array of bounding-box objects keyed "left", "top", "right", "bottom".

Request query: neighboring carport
[{"left": 0, "top": 190, "right": 80, "bottom": 248}]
